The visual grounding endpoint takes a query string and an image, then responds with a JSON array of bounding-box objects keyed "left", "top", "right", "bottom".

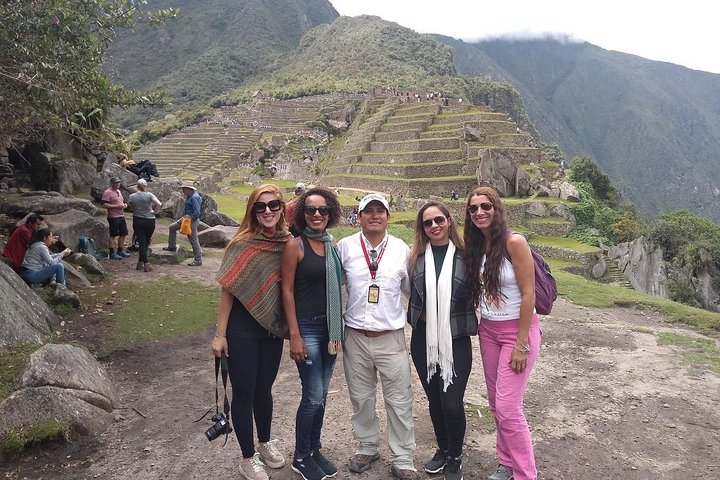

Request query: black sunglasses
[
  {"left": 369, "top": 249, "right": 378, "bottom": 272},
  {"left": 253, "top": 199, "right": 283, "bottom": 213},
  {"left": 467, "top": 202, "right": 494, "bottom": 214},
  {"left": 422, "top": 216, "right": 447, "bottom": 229},
  {"left": 304, "top": 205, "right": 331, "bottom": 216}
]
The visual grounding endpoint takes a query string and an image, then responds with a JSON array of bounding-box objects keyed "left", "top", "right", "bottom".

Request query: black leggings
[
  {"left": 132, "top": 217, "right": 155, "bottom": 263},
  {"left": 226, "top": 334, "right": 284, "bottom": 458},
  {"left": 411, "top": 324, "right": 472, "bottom": 458}
]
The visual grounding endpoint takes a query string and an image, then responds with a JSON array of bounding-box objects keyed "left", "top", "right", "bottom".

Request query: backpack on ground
[
  {"left": 78, "top": 236, "right": 100, "bottom": 259},
  {"left": 503, "top": 231, "right": 558, "bottom": 315}
]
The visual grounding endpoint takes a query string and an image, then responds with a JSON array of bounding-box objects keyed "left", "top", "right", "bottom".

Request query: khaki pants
[{"left": 342, "top": 327, "right": 416, "bottom": 470}]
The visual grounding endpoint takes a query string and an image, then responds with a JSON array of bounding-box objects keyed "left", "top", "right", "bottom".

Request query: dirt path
[{"left": 2, "top": 253, "right": 719, "bottom": 480}]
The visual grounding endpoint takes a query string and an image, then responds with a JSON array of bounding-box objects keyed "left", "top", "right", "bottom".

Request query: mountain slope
[{"left": 441, "top": 37, "right": 720, "bottom": 221}]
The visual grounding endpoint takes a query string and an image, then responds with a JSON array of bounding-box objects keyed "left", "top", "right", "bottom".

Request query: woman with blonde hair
[
  {"left": 212, "top": 184, "right": 292, "bottom": 480},
  {"left": 464, "top": 186, "right": 540, "bottom": 480},
  {"left": 407, "top": 201, "right": 477, "bottom": 480}
]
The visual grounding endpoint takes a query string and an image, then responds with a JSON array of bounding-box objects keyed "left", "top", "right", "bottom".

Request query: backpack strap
[{"left": 501, "top": 229, "right": 523, "bottom": 263}]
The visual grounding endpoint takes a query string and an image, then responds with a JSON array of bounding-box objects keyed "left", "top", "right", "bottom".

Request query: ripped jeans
[{"left": 294, "top": 313, "right": 337, "bottom": 459}]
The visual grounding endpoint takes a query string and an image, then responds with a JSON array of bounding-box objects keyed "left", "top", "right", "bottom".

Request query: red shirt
[{"left": 2, "top": 223, "right": 33, "bottom": 269}]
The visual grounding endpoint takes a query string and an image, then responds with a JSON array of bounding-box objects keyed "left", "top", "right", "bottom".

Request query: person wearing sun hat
[
  {"left": 102, "top": 176, "right": 130, "bottom": 260},
  {"left": 164, "top": 181, "right": 203, "bottom": 266}
]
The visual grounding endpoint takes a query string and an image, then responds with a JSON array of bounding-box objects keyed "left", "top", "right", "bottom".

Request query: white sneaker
[
  {"left": 239, "top": 455, "right": 269, "bottom": 480},
  {"left": 257, "top": 439, "right": 286, "bottom": 468}
]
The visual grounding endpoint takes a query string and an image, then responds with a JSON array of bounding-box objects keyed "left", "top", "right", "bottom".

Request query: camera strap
[{"left": 215, "top": 354, "right": 231, "bottom": 446}]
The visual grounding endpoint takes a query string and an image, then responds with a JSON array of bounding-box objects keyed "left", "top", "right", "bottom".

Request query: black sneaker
[
  {"left": 444, "top": 456, "right": 463, "bottom": 480},
  {"left": 424, "top": 449, "right": 447, "bottom": 474},
  {"left": 292, "top": 455, "right": 327, "bottom": 480},
  {"left": 311, "top": 450, "right": 337, "bottom": 477}
]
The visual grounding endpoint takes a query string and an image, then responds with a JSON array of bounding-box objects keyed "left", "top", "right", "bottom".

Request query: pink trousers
[{"left": 479, "top": 317, "right": 541, "bottom": 480}]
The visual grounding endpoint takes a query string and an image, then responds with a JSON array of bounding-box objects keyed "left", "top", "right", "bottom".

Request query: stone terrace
[{"left": 323, "top": 96, "right": 539, "bottom": 197}]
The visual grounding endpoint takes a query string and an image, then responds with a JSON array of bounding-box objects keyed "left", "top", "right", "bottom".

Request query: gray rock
[
  {"left": 42, "top": 129, "right": 84, "bottom": 159},
  {"left": 525, "top": 202, "right": 549, "bottom": 218},
  {"left": 551, "top": 202, "right": 576, "bottom": 222},
  {"left": 148, "top": 243, "right": 189, "bottom": 264},
  {"left": 157, "top": 191, "right": 185, "bottom": 218},
  {"left": 202, "top": 210, "right": 239, "bottom": 227},
  {"left": 515, "top": 167, "right": 532, "bottom": 197},
  {"left": 608, "top": 236, "right": 668, "bottom": 298},
  {"left": 591, "top": 254, "right": 607, "bottom": 279},
  {"left": 558, "top": 181, "right": 581, "bottom": 202},
  {"left": 0, "top": 194, "right": 96, "bottom": 217},
  {"left": 45, "top": 154, "right": 97, "bottom": 195},
  {"left": 90, "top": 165, "right": 138, "bottom": 202},
  {"left": 198, "top": 226, "right": 239, "bottom": 248},
  {"left": 478, "top": 152, "right": 515, "bottom": 197},
  {"left": 15, "top": 344, "right": 117, "bottom": 406},
  {"left": 61, "top": 261, "right": 92, "bottom": 288},
  {"left": 49, "top": 283, "right": 81, "bottom": 309},
  {"left": 43, "top": 208, "right": 109, "bottom": 253},
  {"left": 66, "top": 253, "right": 106, "bottom": 276},
  {"left": 536, "top": 186, "right": 551, "bottom": 197},
  {"left": 0, "top": 262, "right": 55, "bottom": 347},
  {"left": 125, "top": 177, "right": 182, "bottom": 204}
]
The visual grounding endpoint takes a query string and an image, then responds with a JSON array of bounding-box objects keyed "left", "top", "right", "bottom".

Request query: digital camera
[{"left": 204, "top": 412, "right": 232, "bottom": 441}]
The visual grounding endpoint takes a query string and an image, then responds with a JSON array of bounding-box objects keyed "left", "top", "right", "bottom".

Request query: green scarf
[
  {"left": 303, "top": 227, "right": 344, "bottom": 354},
  {"left": 216, "top": 230, "right": 291, "bottom": 338}
]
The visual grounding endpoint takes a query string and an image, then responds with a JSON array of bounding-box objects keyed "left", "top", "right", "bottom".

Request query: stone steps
[
  {"left": 426, "top": 120, "right": 517, "bottom": 135},
  {"left": 323, "top": 173, "right": 477, "bottom": 197},
  {"left": 361, "top": 149, "right": 464, "bottom": 164},
  {"left": 373, "top": 130, "right": 420, "bottom": 142},
  {"left": 432, "top": 111, "right": 507, "bottom": 124},
  {"left": 369, "top": 137, "right": 460, "bottom": 152},
  {"left": 328, "top": 160, "right": 466, "bottom": 178},
  {"left": 524, "top": 218, "right": 575, "bottom": 237},
  {"left": 379, "top": 119, "right": 430, "bottom": 133}
]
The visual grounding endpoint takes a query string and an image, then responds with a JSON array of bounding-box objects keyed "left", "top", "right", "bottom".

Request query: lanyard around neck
[{"left": 360, "top": 236, "right": 387, "bottom": 281}]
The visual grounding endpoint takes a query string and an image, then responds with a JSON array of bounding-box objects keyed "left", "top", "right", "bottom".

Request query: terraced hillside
[
  {"left": 323, "top": 96, "right": 539, "bottom": 197},
  {"left": 134, "top": 94, "right": 360, "bottom": 179}
]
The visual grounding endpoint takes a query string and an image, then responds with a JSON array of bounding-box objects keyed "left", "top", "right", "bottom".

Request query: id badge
[{"left": 367, "top": 284, "right": 380, "bottom": 303}]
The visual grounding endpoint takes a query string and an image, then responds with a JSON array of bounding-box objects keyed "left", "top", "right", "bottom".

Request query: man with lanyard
[{"left": 336, "top": 193, "right": 419, "bottom": 480}]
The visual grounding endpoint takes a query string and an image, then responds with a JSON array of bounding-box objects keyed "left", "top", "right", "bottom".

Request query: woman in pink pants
[{"left": 464, "top": 186, "right": 540, "bottom": 480}]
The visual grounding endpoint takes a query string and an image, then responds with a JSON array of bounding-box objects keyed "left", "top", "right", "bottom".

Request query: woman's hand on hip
[{"left": 212, "top": 336, "right": 228, "bottom": 357}]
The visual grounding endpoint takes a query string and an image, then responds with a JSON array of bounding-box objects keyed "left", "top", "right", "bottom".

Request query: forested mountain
[
  {"left": 105, "top": 0, "right": 339, "bottom": 127},
  {"left": 439, "top": 37, "right": 720, "bottom": 221}
]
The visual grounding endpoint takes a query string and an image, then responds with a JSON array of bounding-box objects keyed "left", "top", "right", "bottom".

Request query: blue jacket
[{"left": 184, "top": 191, "right": 202, "bottom": 220}]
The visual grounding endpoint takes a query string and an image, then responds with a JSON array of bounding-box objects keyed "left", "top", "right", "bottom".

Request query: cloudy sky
[{"left": 330, "top": 0, "right": 720, "bottom": 74}]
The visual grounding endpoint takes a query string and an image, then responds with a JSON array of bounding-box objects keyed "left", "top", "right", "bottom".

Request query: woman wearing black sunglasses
[
  {"left": 281, "top": 187, "right": 344, "bottom": 480},
  {"left": 407, "top": 202, "right": 477, "bottom": 480},
  {"left": 213, "top": 184, "right": 292, "bottom": 480},
  {"left": 464, "top": 186, "right": 540, "bottom": 480}
]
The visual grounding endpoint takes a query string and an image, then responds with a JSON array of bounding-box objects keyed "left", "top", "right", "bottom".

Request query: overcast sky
[{"left": 330, "top": 0, "right": 720, "bottom": 74}]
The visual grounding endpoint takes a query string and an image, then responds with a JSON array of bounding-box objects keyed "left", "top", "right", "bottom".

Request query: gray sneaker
[
  {"left": 488, "top": 464, "right": 513, "bottom": 480},
  {"left": 424, "top": 449, "right": 447, "bottom": 473},
  {"left": 444, "top": 456, "right": 463, "bottom": 480}
]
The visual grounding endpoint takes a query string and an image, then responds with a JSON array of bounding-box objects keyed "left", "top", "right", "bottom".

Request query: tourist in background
[
  {"left": 286, "top": 182, "right": 306, "bottom": 237},
  {"left": 2, "top": 213, "right": 44, "bottom": 272},
  {"left": 102, "top": 176, "right": 130, "bottom": 260},
  {"left": 21, "top": 228, "right": 71, "bottom": 285},
  {"left": 407, "top": 202, "right": 476, "bottom": 480},
  {"left": 127, "top": 178, "right": 162, "bottom": 272},
  {"left": 464, "top": 186, "right": 540, "bottom": 480},
  {"left": 164, "top": 182, "right": 203, "bottom": 266},
  {"left": 212, "top": 184, "right": 292, "bottom": 480},
  {"left": 336, "top": 193, "right": 419, "bottom": 480},
  {"left": 281, "top": 187, "right": 344, "bottom": 480}
]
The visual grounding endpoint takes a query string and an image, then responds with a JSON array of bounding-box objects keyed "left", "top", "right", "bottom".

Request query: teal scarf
[{"left": 303, "top": 227, "right": 344, "bottom": 353}]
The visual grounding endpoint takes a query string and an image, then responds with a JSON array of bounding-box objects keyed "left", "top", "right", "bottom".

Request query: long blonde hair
[
  {"left": 228, "top": 184, "right": 287, "bottom": 246},
  {"left": 408, "top": 201, "right": 463, "bottom": 274}
]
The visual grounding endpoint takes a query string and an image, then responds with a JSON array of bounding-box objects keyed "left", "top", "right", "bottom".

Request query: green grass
[
  {"left": 109, "top": 276, "right": 219, "bottom": 349},
  {"left": 214, "top": 194, "right": 247, "bottom": 222},
  {"left": 630, "top": 327, "right": 654, "bottom": 334},
  {"left": 529, "top": 235, "right": 600, "bottom": 253},
  {"left": 503, "top": 196, "right": 563, "bottom": 206},
  {"left": 1, "top": 418, "right": 71, "bottom": 455},
  {"left": 527, "top": 217, "right": 572, "bottom": 224},
  {"left": 555, "top": 269, "right": 720, "bottom": 334},
  {"left": 657, "top": 332, "right": 720, "bottom": 373},
  {"left": 0, "top": 344, "right": 41, "bottom": 402}
]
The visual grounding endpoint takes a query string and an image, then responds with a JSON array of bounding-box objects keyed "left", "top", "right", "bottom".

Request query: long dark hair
[
  {"left": 29, "top": 227, "right": 52, "bottom": 245},
  {"left": 293, "top": 187, "right": 342, "bottom": 231},
  {"left": 464, "top": 186, "right": 508, "bottom": 308},
  {"left": 408, "top": 201, "right": 463, "bottom": 274}
]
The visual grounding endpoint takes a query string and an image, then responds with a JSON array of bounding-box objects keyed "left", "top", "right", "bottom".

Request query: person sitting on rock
[
  {"left": 21, "top": 228, "right": 72, "bottom": 285},
  {"left": 2, "top": 213, "right": 44, "bottom": 273},
  {"left": 119, "top": 155, "right": 159, "bottom": 181}
]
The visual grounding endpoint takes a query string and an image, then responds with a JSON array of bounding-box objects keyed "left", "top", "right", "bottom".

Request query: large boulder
[
  {"left": 515, "top": 167, "right": 532, "bottom": 197},
  {"left": 203, "top": 211, "right": 239, "bottom": 227},
  {"left": 558, "top": 181, "right": 581, "bottom": 202},
  {"left": 48, "top": 283, "right": 81, "bottom": 309},
  {"left": 66, "top": 253, "right": 106, "bottom": 276},
  {"left": 90, "top": 164, "right": 138, "bottom": 202},
  {"left": 141, "top": 177, "right": 182, "bottom": 204},
  {"left": 157, "top": 191, "right": 185, "bottom": 218},
  {"left": 61, "top": 261, "right": 92, "bottom": 289},
  {"left": 0, "top": 344, "right": 117, "bottom": 450},
  {"left": 0, "top": 192, "right": 96, "bottom": 216},
  {"left": 0, "top": 262, "right": 56, "bottom": 347},
  {"left": 45, "top": 154, "right": 97, "bottom": 195},
  {"left": 198, "top": 225, "right": 239, "bottom": 248},
  {"left": 608, "top": 236, "right": 668, "bottom": 298},
  {"left": 43, "top": 208, "right": 109, "bottom": 252},
  {"left": 478, "top": 152, "right": 515, "bottom": 197}
]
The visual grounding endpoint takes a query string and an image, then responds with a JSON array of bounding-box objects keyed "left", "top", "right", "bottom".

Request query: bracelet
[
  {"left": 515, "top": 339, "right": 531, "bottom": 353},
  {"left": 214, "top": 333, "right": 226, "bottom": 338}
]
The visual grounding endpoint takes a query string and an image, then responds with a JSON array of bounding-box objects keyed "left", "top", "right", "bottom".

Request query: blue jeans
[
  {"left": 295, "top": 313, "right": 336, "bottom": 458},
  {"left": 23, "top": 263, "right": 65, "bottom": 285}
]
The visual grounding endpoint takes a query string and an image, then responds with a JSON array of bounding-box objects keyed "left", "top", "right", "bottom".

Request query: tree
[
  {"left": 569, "top": 156, "right": 620, "bottom": 207},
  {"left": 0, "top": 0, "right": 177, "bottom": 148}
]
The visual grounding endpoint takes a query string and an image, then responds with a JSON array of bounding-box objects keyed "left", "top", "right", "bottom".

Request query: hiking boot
[
  {"left": 424, "top": 449, "right": 447, "bottom": 473},
  {"left": 162, "top": 246, "right": 176, "bottom": 252},
  {"left": 109, "top": 252, "right": 123, "bottom": 260},
  {"left": 312, "top": 449, "right": 337, "bottom": 477},
  {"left": 488, "top": 464, "right": 513, "bottom": 480},
  {"left": 348, "top": 452, "right": 380, "bottom": 473},
  {"left": 390, "top": 465, "right": 420, "bottom": 480},
  {"left": 239, "top": 456, "right": 269, "bottom": 480},
  {"left": 118, "top": 250, "right": 131, "bottom": 258},
  {"left": 188, "top": 260, "right": 202, "bottom": 267},
  {"left": 257, "top": 440, "right": 285, "bottom": 469},
  {"left": 292, "top": 455, "right": 326, "bottom": 480},
  {"left": 136, "top": 261, "right": 143, "bottom": 271},
  {"left": 143, "top": 263, "right": 152, "bottom": 272},
  {"left": 444, "top": 456, "right": 463, "bottom": 480}
]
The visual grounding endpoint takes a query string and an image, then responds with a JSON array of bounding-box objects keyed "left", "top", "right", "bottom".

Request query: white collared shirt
[{"left": 337, "top": 231, "right": 410, "bottom": 331}]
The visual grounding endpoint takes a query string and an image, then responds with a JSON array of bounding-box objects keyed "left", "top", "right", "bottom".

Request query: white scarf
[{"left": 424, "top": 240, "right": 455, "bottom": 391}]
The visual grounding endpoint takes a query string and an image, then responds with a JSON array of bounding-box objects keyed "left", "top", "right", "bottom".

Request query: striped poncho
[{"left": 216, "top": 230, "right": 292, "bottom": 338}]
